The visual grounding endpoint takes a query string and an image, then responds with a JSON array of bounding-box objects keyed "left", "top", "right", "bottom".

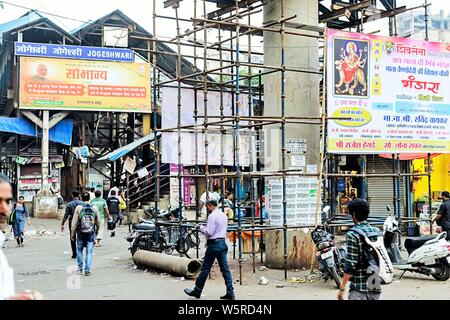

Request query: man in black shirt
[
  {"left": 433, "top": 191, "right": 450, "bottom": 240},
  {"left": 106, "top": 190, "right": 120, "bottom": 237},
  {"left": 61, "top": 191, "right": 83, "bottom": 258}
]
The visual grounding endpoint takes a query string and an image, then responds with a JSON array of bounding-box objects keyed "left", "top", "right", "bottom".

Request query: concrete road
[{"left": 3, "top": 217, "right": 450, "bottom": 300}]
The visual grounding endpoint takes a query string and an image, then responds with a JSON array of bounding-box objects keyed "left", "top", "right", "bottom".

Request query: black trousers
[{"left": 69, "top": 221, "right": 76, "bottom": 257}]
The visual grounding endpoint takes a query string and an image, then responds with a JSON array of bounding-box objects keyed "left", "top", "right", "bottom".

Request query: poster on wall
[
  {"left": 161, "top": 87, "right": 254, "bottom": 166},
  {"left": 265, "top": 177, "right": 319, "bottom": 226},
  {"left": 19, "top": 56, "right": 151, "bottom": 113},
  {"left": 326, "top": 29, "right": 450, "bottom": 154},
  {"left": 169, "top": 163, "right": 184, "bottom": 208}
]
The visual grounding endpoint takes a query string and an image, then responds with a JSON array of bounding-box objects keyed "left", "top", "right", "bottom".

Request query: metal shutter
[{"left": 366, "top": 156, "right": 405, "bottom": 217}]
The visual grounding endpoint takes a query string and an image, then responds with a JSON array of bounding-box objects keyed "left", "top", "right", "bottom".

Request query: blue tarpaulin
[
  {"left": 0, "top": 117, "right": 73, "bottom": 145},
  {"left": 97, "top": 132, "right": 160, "bottom": 162}
]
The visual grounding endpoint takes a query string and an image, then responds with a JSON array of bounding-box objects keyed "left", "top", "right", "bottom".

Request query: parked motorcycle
[
  {"left": 126, "top": 205, "right": 199, "bottom": 258},
  {"left": 311, "top": 206, "right": 346, "bottom": 288},
  {"left": 383, "top": 206, "right": 450, "bottom": 281}
]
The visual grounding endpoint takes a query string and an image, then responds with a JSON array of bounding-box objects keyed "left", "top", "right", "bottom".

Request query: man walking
[
  {"left": 106, "top": 190, "right": 120, "bottom": 237},
  {"left": 71, "top": 192, "right": 100, "bottom": 276},
  {"left": 433, "top": 191, "right": 450, "bottom": 239},
  {"left": 0, "top": 173, "right": 39, "bottom": 299},
  {"left": 90, "top": 190, "right": 110, "bottom": 247},
  {"left": 184, "top": 200, "right": 235, "bottom": 300},
  {"left": 61, "top": 191, "right": 83, "bottom": 259},
  {"left": 338, "top": 198, "right": 382, "bottom": 300}
]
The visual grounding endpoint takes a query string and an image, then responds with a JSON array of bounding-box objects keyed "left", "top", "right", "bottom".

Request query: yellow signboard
[{"left": 19, "top": 57, "right": 151, "bottom": 113}]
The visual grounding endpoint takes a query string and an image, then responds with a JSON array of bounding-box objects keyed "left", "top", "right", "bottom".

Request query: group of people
[
  {"left": 60, "top": 187, "right": 126, "bottom": 275},
  {"left": 199, "top": 186, "right": 267, "bottom": 222},
  {"left": 1, "top": 166, "right": 449, "bottom": 300}
]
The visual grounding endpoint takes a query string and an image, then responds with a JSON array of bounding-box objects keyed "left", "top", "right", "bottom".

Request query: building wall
[{"left": 413, "top": 154, "right": 450, "bottom": 201}]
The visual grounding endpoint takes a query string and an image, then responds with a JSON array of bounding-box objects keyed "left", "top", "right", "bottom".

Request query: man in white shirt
[
  {"left": 199, "top": 189, "right": 220, "bottom": 218},
  {"left": 0, "top": 174, "right": 38, "bottom": 300}
]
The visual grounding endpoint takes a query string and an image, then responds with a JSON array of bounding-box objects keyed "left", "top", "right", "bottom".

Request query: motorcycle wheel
[
  {"left": 329, "top": 267, "right": 342, "bottom": 289},
  {"left": 432, "top": 259, "right": 450, "bottom": 281},
  {"left": 131, "top": 234, "right": 154, "bottom": 256}
]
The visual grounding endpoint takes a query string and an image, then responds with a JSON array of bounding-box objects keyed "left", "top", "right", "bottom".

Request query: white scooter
[{"left": 383, "top": 206, "right": 450, "bottom": 281}]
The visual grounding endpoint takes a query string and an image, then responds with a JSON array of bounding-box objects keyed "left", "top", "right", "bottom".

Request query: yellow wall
[{"left": 413, "top": 154, "right": 450, "bottom": 201}]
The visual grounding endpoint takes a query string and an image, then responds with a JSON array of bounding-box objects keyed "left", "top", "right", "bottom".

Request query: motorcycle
[
  {"left": 126, "top": 205, "right": 199, "bottom": 257},
  {"left": 383, "top": 206, "right": 450, "bottom": 281},
  {"left": 311, "top": 205, "right": 346, "bottom": 288}
]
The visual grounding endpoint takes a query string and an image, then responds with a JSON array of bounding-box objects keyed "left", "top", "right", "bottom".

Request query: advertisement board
[
  {"left": 161, "top": 87, "right": 253, "bottom": 166},
  {"left": 326, "top": 29, "right": 450, "bottom": 154},
  {"left": 265, "top": 177, "right": 318, "bottom": 226},
  {"left": 19, "top": 56, "right": 151, "bottom": 113}
]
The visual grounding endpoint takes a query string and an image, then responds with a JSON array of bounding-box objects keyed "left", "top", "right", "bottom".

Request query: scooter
[
  {"left": 311, "top": 205, "right": 347, "bottom": 288},
  {"left": 383, "top": 206, "right": 450, "bottom": 281}
]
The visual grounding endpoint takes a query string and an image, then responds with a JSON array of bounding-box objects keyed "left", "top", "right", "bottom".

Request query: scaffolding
[{"left": 141, "top": 0, "right": 436, "bottom": 285}]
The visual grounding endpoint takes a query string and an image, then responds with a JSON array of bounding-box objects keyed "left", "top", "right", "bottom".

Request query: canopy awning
[
  {"left": 97, "top": 132, "right": 160, "bottom": 162},
  {"left": 0, "top": 116, "right": 73, "bottom": 145},
  {"left": 379, "top": 153, "right": 441, "bottom": 160}
]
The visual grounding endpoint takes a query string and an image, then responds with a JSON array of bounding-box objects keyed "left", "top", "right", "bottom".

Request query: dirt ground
[{"left": 3, "top": 217, "right": 450, "bottom": 300}]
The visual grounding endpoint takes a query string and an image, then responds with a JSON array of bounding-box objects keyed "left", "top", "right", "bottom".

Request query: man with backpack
[
  {"left": 70, "top": 192, "right": 100, "bottom": 276},
  {"left": 338, "top": 198, "right": 384, "bottom": 300},
  {"left": 106, "top": 190, "right": 120, "bottom": 237}
]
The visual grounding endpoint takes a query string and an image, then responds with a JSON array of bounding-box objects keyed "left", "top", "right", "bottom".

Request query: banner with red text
[
  {"left": 19, "top": 57, "right": 151, "bottom": 113},
  {"left": 326, "top": 29, "right": 449, "bottom": 154}
]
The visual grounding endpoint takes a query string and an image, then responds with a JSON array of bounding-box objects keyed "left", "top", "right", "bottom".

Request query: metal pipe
[
  {"left": 392, "top": 154, "right": 397, "bottom": 218},
  {"left": 427, "top": 153, "right": 432, "bottom": 234},
  {"left": 233, "top": 0, "right": 244, "bottom": 286},
  {"left": 152, "top": 0, "right": 160, "bottom": 245}
]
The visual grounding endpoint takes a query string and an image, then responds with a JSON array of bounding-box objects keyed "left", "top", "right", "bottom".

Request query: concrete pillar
[
  {"left": 263, "top": 0, "right": 320, "bottom": 269},
  {"left": 41, "top": 111, "right": 49, "bottom": 189}
]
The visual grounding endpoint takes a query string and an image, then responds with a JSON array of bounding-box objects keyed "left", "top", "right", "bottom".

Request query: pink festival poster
[{"left": 326, "top": 28, "right": 450, "bottom": 154}]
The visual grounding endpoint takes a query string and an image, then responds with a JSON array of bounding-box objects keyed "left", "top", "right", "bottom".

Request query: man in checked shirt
[{"left": 338, "top": 198, "right": 382, "bottom": 300}]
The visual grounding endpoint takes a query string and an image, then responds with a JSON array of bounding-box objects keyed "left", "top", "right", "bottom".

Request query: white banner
[{"left": 161, "top": 87, "right": 254, "bottom": 166}]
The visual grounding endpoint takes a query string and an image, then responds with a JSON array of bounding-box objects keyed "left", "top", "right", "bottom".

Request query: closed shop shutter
[{"left": 366, "top": 156, "right": 405, "bottom": 217}]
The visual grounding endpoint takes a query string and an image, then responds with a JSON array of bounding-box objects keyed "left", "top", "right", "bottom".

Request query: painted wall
[{"left": 413, "top": 154, "right": 450, "bottom": 200}]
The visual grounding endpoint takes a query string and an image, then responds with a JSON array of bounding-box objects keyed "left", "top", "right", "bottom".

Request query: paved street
[{"left": 3, "top": 217, "right": 450, "bottom": 300}]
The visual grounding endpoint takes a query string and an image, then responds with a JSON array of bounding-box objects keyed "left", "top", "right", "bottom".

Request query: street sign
[{"left": 15, "top": 42, "right": 134, "bottom": 62}]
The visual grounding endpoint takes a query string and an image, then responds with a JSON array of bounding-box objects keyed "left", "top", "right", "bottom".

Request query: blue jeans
[
  {"left": 195, "top": 239, "right": 234, "bottom": 294},
  {"left": 76, "top": 233, "right": 95, "bottom": 272}
]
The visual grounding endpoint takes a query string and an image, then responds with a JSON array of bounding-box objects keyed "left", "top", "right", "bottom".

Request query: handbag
[{"left": 119, "top": 196, "right": 127, "bottom": 210}]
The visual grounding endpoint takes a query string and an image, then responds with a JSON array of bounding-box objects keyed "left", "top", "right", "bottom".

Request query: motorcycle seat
[
  {"left": 404, "top": 235, "right": 436, "bottom": 253},
  {"left": 134, "top": 223, "right": 155, "bottom": 231},
  {"left": 138, "top": 217, "right": 154, "bottom": 224}
]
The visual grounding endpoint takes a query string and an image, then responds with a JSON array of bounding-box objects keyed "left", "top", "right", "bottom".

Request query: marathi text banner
[
  {"left": 15, "top": 42, "right": 134, "bottom": 62},
  {"left": 19, "top": 57, "right": 151, "bottom": 113},
  {"left": 326, "top": 29, "right": 450, "bottom": 154}
]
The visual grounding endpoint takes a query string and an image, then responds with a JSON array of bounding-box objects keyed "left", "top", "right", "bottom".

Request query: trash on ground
[
  {"left": 288, "top": 277, "right": 314, "bottom": 283},
  {"left": 259, "top": 266, "right": 268, "bottom": 271},
  {"left": 259, "top": 276, "right": 269, "bottom": 285},
  {"left": 25, "top": 230, "right": 37, "bottom": 236}
]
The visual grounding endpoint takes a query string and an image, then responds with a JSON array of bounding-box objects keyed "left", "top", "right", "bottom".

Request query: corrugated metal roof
[{"left": 0, "top": 10, "right": 78, "bottom": 45}]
